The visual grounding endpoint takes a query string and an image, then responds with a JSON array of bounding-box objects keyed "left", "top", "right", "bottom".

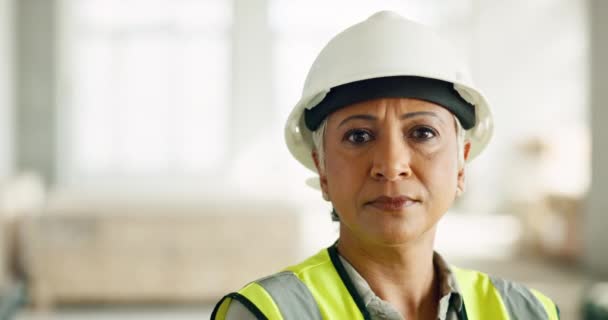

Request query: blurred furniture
[
  {"left": 20, "top": 199, "right": 300, "bottom": 310},
  {"left": 583, "top": 282, "right": 608, "bottom": 320},
  {"left": 0, "top": 172, "right": 46, "bottom": 289},
  {"left": 529, "top": 194, "right": 582, "bottom": 262},
  {"left": 0, "top": 281, "right": 26, "bottom": 320},
  {"left": 0, "top": 215, "right": 6, "bottom": 290},
  {"left": 513, "top": 193, "right": 582, "bottom": 263}
]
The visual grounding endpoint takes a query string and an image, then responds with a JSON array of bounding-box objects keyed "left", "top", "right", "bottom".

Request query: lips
[{"left": 367, "top": 195, "right": 419, "bottom": 212}]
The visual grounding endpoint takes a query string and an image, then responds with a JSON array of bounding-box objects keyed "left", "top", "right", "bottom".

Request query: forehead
[{"left": 327, "top": 97, "right": 454, "bottom": 122}]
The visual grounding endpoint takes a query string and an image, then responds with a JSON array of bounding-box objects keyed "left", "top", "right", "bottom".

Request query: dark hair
[{"left": 331, "top": 208, "right": 340, "bottom": 221}]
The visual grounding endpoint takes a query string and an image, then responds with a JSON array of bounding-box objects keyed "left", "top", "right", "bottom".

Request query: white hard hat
[{"left": 285, "top": 10, "right": 493, "bottom": 173}]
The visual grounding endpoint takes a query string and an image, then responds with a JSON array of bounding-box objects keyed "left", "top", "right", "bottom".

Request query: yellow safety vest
[{"left": 212, "top": 245, "right": 559, "bottom": 320}]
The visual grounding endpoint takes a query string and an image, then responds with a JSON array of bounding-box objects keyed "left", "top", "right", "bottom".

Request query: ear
[
  {"left": 312, "top": 150, "right": 330, "bottom": 200},
  {"left": 456, "top": 141, "right": 472, "bottom": 196}
]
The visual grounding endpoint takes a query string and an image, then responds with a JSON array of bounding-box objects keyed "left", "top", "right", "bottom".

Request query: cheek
[
  {"left": 420, "top": 148, "right": 459, "bottom": 200},
  {"left": 324, "top": 150, "right": 369, "bottom": 200}
]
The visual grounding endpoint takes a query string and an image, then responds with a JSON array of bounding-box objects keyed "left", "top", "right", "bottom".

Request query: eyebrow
[{"left": 338, "top": 111, "right": 443, "bottom": 128}]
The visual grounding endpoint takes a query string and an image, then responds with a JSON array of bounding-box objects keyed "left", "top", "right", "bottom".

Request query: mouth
[{"left": 366, "top": 195, "right": 420, "bottom": 212}]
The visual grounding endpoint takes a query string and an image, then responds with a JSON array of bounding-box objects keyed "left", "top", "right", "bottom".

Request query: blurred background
[{"left": 0, "top": 0, "right": 607, "bottom": 319}]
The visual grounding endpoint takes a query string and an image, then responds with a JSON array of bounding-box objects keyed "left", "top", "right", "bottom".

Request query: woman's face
[{"left": 314, "top": 98, "right": 470, "bottom": 246}]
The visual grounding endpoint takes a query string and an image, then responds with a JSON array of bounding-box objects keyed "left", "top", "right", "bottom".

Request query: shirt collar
[
  {"left": 432, "top": 251, "right": 464, "bottom": 312},
  {"left": 337, "top": 250, "right": 464, "bottom": 313}
]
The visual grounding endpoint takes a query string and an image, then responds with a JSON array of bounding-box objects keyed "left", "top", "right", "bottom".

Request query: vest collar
[{"left": 327, "top": 242, "right": 468, "bottom": 320}]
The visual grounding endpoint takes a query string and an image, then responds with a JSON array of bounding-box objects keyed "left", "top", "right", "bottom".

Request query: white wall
[
  {"left": 585, "top": 0, "right": 608, "bottom": 277},
  {"left": 459, "top": 0, "right": 589, "bottom": 213},
  {"left": 0, "top": 0, "right": 15, "bottom": 288},
  {"left": 15, "top": 0, "right": 57, "bottom": 186},
  {"left": 0, "top": 0, "right": 14, "bottom": 179}
]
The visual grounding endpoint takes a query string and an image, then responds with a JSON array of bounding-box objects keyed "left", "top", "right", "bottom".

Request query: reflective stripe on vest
[
  {"left": 212, "top": 246, "right": 560, "bottom": 320},
  {"left": 451, "top": 266, "right": 559, "bottom": 320},
  {"left": 255, "top": 271, "right": 322, "bottom": 319},
  {"left": 491, "top": 275, "right": 559, "bottom": 320}
]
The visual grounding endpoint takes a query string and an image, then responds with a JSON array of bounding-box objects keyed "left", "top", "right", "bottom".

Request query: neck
[{"left": 337, "top": 226, "right": 439, "bottom": 319}]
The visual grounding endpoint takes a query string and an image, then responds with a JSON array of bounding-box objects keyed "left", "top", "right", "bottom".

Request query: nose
[{"left": 370, "top": 132, "right": 413, "bottom": 181}]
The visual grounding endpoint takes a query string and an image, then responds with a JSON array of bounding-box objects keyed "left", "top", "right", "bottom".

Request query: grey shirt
[{"left": 224, "top": 251, "right": 463, "bottom": 320}]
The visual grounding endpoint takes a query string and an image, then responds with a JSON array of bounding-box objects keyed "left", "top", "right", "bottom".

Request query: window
[{"left": 62, "top": 0, "right": 231, "bottom": 187}]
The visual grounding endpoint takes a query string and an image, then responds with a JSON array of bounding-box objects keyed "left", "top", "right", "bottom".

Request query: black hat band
[{"left": 304, "top": 76, "right": 476, "bottom": 131}]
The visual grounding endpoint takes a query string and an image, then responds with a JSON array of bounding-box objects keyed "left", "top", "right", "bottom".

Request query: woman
[{"left": 212, "top": 11, "right": 559, "bottom": 320}]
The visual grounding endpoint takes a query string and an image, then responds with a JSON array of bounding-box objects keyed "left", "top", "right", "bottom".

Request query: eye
[
  {"left": 345, "top": 129, "right": 374, "bottom": 145},
  {"left": 409, "top": 126, "right": 437, "bottom": 141}
]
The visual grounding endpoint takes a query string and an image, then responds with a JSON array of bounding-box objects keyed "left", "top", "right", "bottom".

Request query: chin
[{"left": 366, "top": 225, "right": 426, "bottom": 246}]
